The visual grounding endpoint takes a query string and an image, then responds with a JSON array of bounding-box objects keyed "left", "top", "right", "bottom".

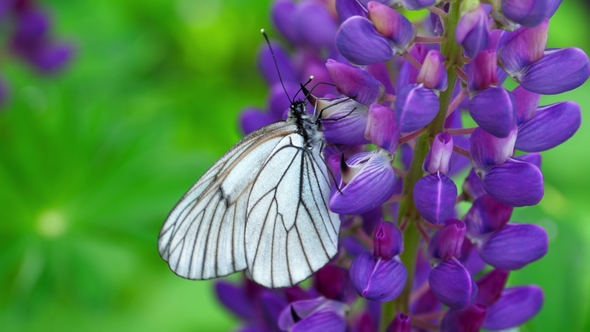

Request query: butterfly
[{"left": 157, "top": 96, "right": 341, "bottom": 288}]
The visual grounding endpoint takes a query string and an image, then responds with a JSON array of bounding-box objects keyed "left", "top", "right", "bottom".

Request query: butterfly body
[{"left": 158, "top": 100, "right": 340, "bottom": 288}]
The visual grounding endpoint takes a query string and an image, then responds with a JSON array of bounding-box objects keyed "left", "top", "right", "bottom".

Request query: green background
[{"left": 0, "top": 1, "right": 588, "bottom": 331}]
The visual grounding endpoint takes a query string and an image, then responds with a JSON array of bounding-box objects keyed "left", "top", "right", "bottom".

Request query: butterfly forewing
[
  {"left": 158, "top": 122, "right": 298, "bottom": 280},
  {"left": 245, "top": 134, "right": 340, "bottom": 287}
]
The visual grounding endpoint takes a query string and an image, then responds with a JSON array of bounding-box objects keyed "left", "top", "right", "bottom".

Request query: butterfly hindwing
[
  {"left": 245, "top": 133, "right": 340, "bottom": 287},
  {"left": 158, "top": 122, "right": 298, "bottom": 280}
]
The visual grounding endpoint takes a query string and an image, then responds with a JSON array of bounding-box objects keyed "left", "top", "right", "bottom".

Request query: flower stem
[{"left": 381, "top": 1, "right": 464, "bottom": 330}]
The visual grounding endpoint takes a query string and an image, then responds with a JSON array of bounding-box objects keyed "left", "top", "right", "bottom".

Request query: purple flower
[
  {"left": 413, "top": 172, "right": 458, "bottom": 225},
  {"left": 330, "top": 150, "right": 396, "bottom": 215},
  {"left": 349, "top": 252, "right": 408, "bottom": 302},
  {"left": 456, "top": 5, "right": 490, "bottom": 58}
]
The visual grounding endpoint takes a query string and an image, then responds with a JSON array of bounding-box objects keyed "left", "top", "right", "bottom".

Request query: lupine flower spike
[{"left": 209, "top": 0, "right": 588, "bottom": 330}]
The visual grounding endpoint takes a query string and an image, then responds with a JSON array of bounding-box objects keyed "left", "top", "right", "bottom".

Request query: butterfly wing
[
  {"left": 245, "top": 133, "right": 340, "bottom": 288},
  {"left": 158, "top": 121, "right": 298, "bottom": 280}
]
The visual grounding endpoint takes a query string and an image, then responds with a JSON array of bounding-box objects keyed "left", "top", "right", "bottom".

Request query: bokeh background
[{"left": 0, "top": 0, "right": 589, "bottom": 331}]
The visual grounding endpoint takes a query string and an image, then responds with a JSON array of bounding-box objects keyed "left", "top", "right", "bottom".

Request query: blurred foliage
[{"left": 0, "top": 0, "right": 589, "bottom": 331}]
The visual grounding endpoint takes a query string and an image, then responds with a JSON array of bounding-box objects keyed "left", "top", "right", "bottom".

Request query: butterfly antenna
[{"left": 261, "top": 29, "right": 292, "bottom": 103}]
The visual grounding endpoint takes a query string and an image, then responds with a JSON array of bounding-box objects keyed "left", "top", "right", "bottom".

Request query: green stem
[{"left": 380, "top": 1, "right": 465, "bottom": 330}]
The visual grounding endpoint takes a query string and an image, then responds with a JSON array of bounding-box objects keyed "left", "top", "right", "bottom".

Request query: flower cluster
[
  {"left": 220, "top": 0, "right": 587, "bottom": 330},
  {"left": 0, "top": 0, "right": 74, "bottom": 106}
]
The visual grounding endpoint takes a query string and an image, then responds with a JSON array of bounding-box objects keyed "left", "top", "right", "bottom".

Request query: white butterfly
[{"left": 158, "top": 99, "right": 341, "bottom": 288}]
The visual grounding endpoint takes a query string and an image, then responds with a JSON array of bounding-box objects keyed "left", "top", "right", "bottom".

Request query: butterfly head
[{"left": 289, "top": 99, "right": 308, "bottom": 119}]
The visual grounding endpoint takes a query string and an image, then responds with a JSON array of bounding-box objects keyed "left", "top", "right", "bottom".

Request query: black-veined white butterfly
[{"left": 158, "top": 66, "right": 342, "bottom": 287}]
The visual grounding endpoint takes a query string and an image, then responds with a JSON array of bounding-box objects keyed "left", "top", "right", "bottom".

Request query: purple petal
[
  {"left": 292, "top": 309, "right": 347, "bottom": 332},
  {"left": 336, "top": 0, "right": 367, "bottom": 22},
  {"left": 260, "top": 291, "right": 289, "bottom": 330},
  {"left": 469, "top": 127, "right": 517, "bottom": 169},
  {"left": 424, "top": 132, "right": 454, "bottom": 175},
  {"left": 314, "top": 264, "right": 356, "bottom": 304},
  {"left": 297, "top": 2, "right": 338, "bottom": 48},
  {"left": 475, "top": 269, "right": 509, "bottom": 305},
  {"left": 428, "top": 219, "right": 466, "bottom": 260},
  {"left": 478, "top": 223, "right": 548, "bottom": 270},
  {"left": 547, "top": 0, "right": 562, "bottom": 18},
  {"left": 499, "top": 21, "right": 548, "bottom": 75},
  {"left": 469, "top": 87, "right": 516, "bottom": 138},
  {"left": 326, "top": 59, "right": 383, "bottom": 105},
  {"left": 349, "top": 252, "right": 408, "bottom": 302},
  {"left": 396, "top": 43, "right": 431, "bottom": 88},
  {"left": 515, "top": 101, "right": 581, "bottom": 152},
  {"left": 256, "top": 41, "right": 298, "bottom": 86},
  {"left": 441, "top": 304, "right": 487, "bottom": 332},
  {"left": 343, "top": 236, "right": 368, "bottom": 258},
  {"left": 367, "top": 1, "right": 415, "bottom": 52},
  {"left": 429, "top": 259, "right": 476, "bottom": 310},
  {"left": 413, "top": 173, "right": 458, "bottom": 225},
  {"left": 463, "top": 168, "right": 486, "bottom": 200},
  {"left": 456, "top": 6, "right": 490, "bottom": 58},
  {"left": 514, "top": 152, "right": 542, "bottom": 168},
  {"left": 483, "top": 286, "right": 544, "bottom": 330},
  {"left": 467, "top": 49, "right": 499, "bottom": 92},
  {"left": 481, "top": 159, "right": 544, "bottom": 207},
  {"left": 365, "top": 104, "right": 400, "bottom": 154},
  {"left": 387, "top": 313, "right": 411, "bottom": 332},
  {"left": 517, "top": 48, "right": 590, "bottom": 94},
  {"left": 513, "top": 85, "right": 541, "bottom": 125},
  {"left": 459, "top": 240, "right": 486, "bottom": 275},
  {"left": 373, "top": 220, "right": 404, "bottom": 259},
  {"left": 502, "top": 0, "right": 549, "bottom": 27},
  {"left": 464, "top": 194, "right": 513, "bottom": 237},
  {"left": 336, "top": 16, "right": 394, "bottom": 65},
  {"left": 330, "top": 150, "right": 395, "bottom": 215},
  {"left": 278, "top": 297, "right": 347, "bottom": 331},
  {"left": 395, "top": 84, "right": 440, "bottom": 132},
  {"left": 362, "top": 205, "right": 384, "bottom": 236},
  {"left": 215, "top": 281, "right": 254, "bottom": 320},
  {"left": 319, "top": 99, "right": 370, "bottom": 145}
]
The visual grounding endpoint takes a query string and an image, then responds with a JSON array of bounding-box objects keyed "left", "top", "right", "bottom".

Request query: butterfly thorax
[{"left": 287, "top": 100, "right": 323, "bottom": 149}]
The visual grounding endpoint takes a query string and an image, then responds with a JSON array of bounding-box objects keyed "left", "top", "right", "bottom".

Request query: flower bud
[
  {"left": 373, "top": 220, "right": 403, "bottom": 260},
  {"left": 417, "top": 50, "right": 448, "bottom": 90},
  {"left": 365, "top": 104, "right": 400, "bottom": 155},
  {"left": 387, "top": 313, "right": 411, "bottom": 332},
  {"left": 467, "top": 49, "right": 499, "bottom": 92},
  {"left": 428, "top": 219, "right": 466, "bottom": 260},
  {"left": 424, "top": 132, "right": 454, "bottom": 174}
]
